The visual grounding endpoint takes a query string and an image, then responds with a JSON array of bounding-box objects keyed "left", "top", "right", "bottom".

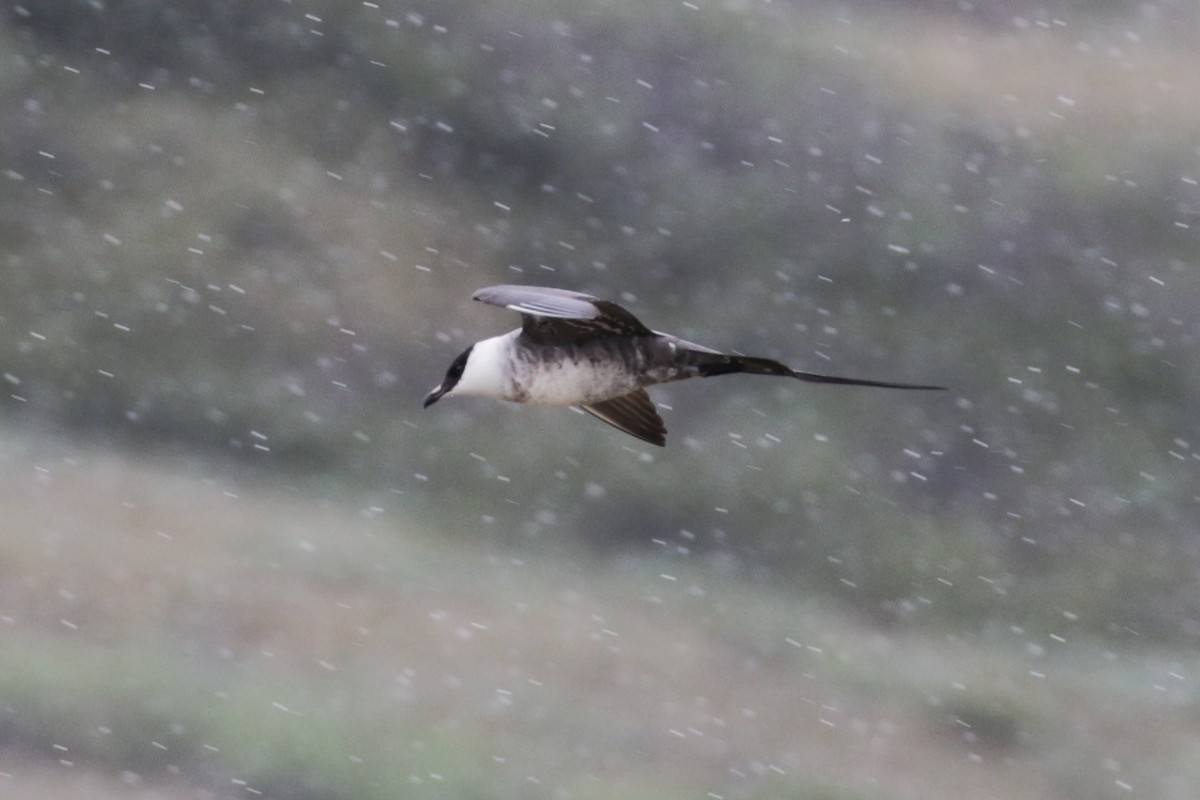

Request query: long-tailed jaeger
[{"left": 424, "top": 284, "right": 944, "bottom": 446}]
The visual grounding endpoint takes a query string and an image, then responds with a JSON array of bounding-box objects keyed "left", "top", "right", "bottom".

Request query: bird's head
[{"left": 423, "top": 345, "right": 474, "bottom": 408}]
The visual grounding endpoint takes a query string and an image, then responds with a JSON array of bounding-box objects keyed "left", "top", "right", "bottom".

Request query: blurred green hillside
[
  {"left": 3, "top": 0, "right": 1200, "bottom": 636},
  {"left": 2, "top": 435, "right": 1198, "bottom": 800},
  {"left": 4, "top": 1, "right": 1200, "bottom": 798}
]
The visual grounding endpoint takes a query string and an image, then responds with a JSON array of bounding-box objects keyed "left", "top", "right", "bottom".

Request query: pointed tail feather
[
  {"left": 786, "top": 367, "right": 945, "bottom": 391},
  {"left": 695, "top": 354, "right": 944, "bottom": 391}
]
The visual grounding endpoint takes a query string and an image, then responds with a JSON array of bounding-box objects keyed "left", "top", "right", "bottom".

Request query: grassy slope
[
  {"left": 6, "top": 3, "right": 1200, "bottom": 630},
  {"left": 1, "top": 434, "right": 1196, "bottom": 800}
]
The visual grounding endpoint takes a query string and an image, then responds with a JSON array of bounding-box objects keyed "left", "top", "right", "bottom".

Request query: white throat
[{"left": 450, "top": 330, "right": 518, "bottom": 399}]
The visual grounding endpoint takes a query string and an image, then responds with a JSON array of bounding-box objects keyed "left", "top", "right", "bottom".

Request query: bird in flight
[{"left": 424, "top": 285, "right": 944, "bottom": 446}]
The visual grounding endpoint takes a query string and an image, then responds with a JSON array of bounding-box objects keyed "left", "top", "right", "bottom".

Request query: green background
[{"left": 2, "top": 1, "right": 1198, "bottom": 798}]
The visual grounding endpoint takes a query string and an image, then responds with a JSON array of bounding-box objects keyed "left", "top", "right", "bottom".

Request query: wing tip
[{"left": 642, "top": 427, "right": 668, "bottom": 447}]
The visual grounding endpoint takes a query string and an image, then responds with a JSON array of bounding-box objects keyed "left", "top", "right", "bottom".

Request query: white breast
[
  {"left": 453, "top": 332, "right": 641, "bottom": 406},
  {"left": 518, "top": 357, "right": 638, "bottom": 406},
  {"left": 451, "top": 331, "right": 519, "bottom": 399}
]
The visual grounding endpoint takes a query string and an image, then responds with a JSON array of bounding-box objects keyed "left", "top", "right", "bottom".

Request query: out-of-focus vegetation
[
  {"left": 2, "top": 437, "right": 1198, "bottom": 799},
  {"left": 4, "top": 0, "right": 1199, "bottom": 636},
  {"left": 2, "top": 0, "right": 1200, "bottom": 796}
]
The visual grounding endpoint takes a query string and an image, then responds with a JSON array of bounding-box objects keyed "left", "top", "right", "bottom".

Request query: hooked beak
[{"left": 423, "top": 384, "right": 448, "bottom": 408}]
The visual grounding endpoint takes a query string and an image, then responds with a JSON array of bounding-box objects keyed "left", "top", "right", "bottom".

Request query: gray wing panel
[
  {"left": 473, "top": 284, "right": 654, "bottom": 343},
  {"left": 473, "top": 285, "right": 602, "bottom": 319}
]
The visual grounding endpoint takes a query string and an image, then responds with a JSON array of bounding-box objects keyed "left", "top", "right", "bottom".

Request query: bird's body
[
  {"left": 475, "top": 330, "right": 711, "bottom": 405},
  {"left": 424, "top": 285, "right": 943, "bottom": 446}
]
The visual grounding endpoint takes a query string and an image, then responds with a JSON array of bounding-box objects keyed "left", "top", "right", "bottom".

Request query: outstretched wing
[
  {"left": 473, "top": 284, "right": 653, "bottom": 344},
  {"left": 580, "top": 389, "right": 667, "bottom": 446}
]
